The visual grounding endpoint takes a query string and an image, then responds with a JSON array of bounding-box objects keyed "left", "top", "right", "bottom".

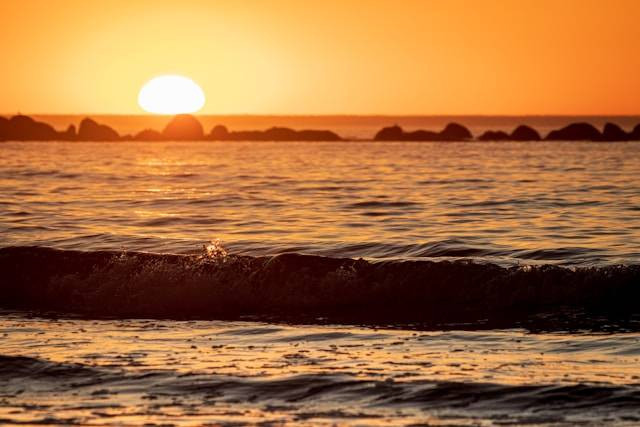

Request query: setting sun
[{"left": 138, "top": 75, "right": 205, "bottom": 115}]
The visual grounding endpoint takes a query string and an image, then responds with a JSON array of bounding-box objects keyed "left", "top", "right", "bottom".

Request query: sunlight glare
[{"left": 138, "top": 75, "right": 205, "bottom": 114}]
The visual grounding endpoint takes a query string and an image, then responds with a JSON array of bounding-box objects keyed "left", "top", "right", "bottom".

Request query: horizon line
[{"left": 7, "top": 113, "right": 640, "bottom": 118}]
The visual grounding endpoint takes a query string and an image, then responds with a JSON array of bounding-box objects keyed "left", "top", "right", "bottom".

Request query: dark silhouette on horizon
[
  {"left": 0, "top": 115, "right": 74, "bottom": 141},
  {"left": 160, "top": 114, "right": 205, "bottom": 140},
  {"left": 479, "top": 125, "right": 541, "bottom": 141},
  {"left": 545, "top": 122, "right": 602, "bottom": 141},
  {"left": 78, "top": 118, "right": 120, "bottom": 141},
  {"left": 374, "top": 123, "right": 473, "bottom": 141},
  {"left": 1, "top": 114, "right": 640, "bottom": 142},
  {"left": 207, "top": 125, "right": 342, "bottom": 141},
  {"left": 601, "top": 123, "right": 628, "bottom": 141},
  {"left": 511, "top": 125, "right": 541, "bottom": 141},
  {"left": 133, "top": 114, "right": 343, "bottom": 141}
]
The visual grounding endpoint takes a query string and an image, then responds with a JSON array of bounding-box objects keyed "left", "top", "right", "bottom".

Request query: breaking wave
[{"left": 1, "top": 245, "right": 640, "bottom": 329}]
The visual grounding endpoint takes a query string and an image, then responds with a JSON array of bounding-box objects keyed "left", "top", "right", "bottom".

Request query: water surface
[
  {"left": 2, "top": 313, "right": 640, "bottom": 426},
  {"left": 2, "top": 140, "right": 639, "bottom": 266},
  {"left": 2, "top": 140, "right": 640, "bottom": 426}
]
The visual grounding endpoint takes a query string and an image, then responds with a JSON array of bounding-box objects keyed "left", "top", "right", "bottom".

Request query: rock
[
  {"left": 256, "top": 127, "right": 297, "bottom": 140},
  {"left": 601, "top": 123, "right": 628, "bottom": 141},
  {"left": 261, "top": 127, "right": 341, "bottom": 141},
  {"left": 439, "top": 123, "right": 473, "bottom": 140},
  {"left": 478, "top": 130, "right": 510, "bottom": 141},
  {"left": 260, "top": 126, "right": 339, "bottom": 141},
  {"left": 0, "top": 117, "right": 8, "bottom": 140},
  {"left": 224, "top": 130, "right": 263, "bottom": 141},
  {"left": 374, "top": 125, "right": 404, "bottom": 141},
  {"left": 162, "top": 114, "right": 204, "bottom": 140},
  {"left": 295, "top": 129, "right": 342, "bottom": 141},
  {"left": 133, "top": 129, "right": 163, "bottom": 141},
  {"left": 209, "top": 125, "right": 229, "bottom": 140},
  {"left": 511, "top": 125, "right": 541, "bottom": 141},
  {"left": 546, "top": 122, "right": 601, "bottom": 141},
  {"left": 60, "top": 125, "right": 76, "bottom": 141},
  {"left": 405, "top": 129, "right": 440, "bottom": 140},
  {"left": 78, "top": 118, "right": 120, "bottom": 141},
  {"left": 374, "top": 123, "right": 472, "bottom": 141},
  {"left": 630, "top": 124, "right": 640, "bottom": 141},
  {"left": 263, "top": 127, "right": 293, "bottom": 140},
  {"left": 214, "top": 125, "right": 342, "bottom": 141},
  {"left": 4, "top": 115, "right": 59, "bottom": 140}
]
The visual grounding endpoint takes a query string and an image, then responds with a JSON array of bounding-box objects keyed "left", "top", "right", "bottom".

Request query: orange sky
[{"left": 1, "top": 0, "right": 639, "bottom": 115}]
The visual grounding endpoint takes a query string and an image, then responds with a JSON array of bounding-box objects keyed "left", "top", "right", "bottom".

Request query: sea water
[{"left": 2, "top": 139, "right": 640, "bottom": 425}]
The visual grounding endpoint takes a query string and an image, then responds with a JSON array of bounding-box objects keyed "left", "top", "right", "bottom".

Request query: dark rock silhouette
[
  {"left": 133, "top": 129, "right": 163, "bottom": 141},
  {"left": 374, "top": 123, "right": 473, "bottom": 141},
  {"left": 406, "top": 130, "right": 439, "bottom": 140},
  {"left": 0, "top": 115, "right": 59, "bottom": 141},
  {"left": 2, "top": 114, "right": 639, "bottom": 143},
  {"left": 374, "top": 125, "right": 404, "bottom": 141},
  {"left": 511, "top": 125, "right": 541, "bottom": 141},
  {"left": 294, "top": 129, "right": 343, "bottom": 141},
  {"left": 546, "top": 122, "right": 601, "bottom": 141},
  {"left": 0, "top": 117, "right": 9, "bottom": 141},
  {"left": 124, "top": 118, "right": 341, "bottom": 142},
  {"left": 440, "top": 123, "right": 473, "bottom": 140},
  {"left": 162, "top": 114, "right": 204, "bottom": 140},
  {"left": 478, "top": 130, "right": 510, "bottom": 141},
  {"left": 601, "top": 123, "right": 628, "bottom": 141},
  {"left": 78, "top": 118, "right": 120, "bottom": 141},
  {"left": 210, "top": 125, "right": 230, "bottom": 140},
  {"left": 60, "top": 125, "right": 76, "bottom": 141},
  {"left": 209, "top": 125, "right": 342, "bottom": 141}
]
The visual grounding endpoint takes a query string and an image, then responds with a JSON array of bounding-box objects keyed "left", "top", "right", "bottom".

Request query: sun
[{"left": 138, "top": 75, "right": 205, "bottom": 115}]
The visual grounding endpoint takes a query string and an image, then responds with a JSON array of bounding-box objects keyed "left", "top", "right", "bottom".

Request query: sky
[{"left": 1, "top": 0, "right": 639, "bottom": 115}]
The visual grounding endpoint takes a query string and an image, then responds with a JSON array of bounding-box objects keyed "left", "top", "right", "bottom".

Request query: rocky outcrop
[
  {"left": 440, "top": 123, "right": 473, "bottom": 140},
  {"left": 373, "top": 125, "right": 404, "bottom": 141},
  {"left": 511, "top": 125, "right": 541, "bottom": 141},
  {"left": 208, "top": 125, "right": 342, "bottom": 141},
  {"left": 601, "top": 123, "right": 628, "bottom": 141},
  {"left": 374, "top": 123, "right": 473, "bottom": 141},
  {"left": 60, "top": 125, "right": 76, "bottom": 141},
  {"left": 295, "top": 129, "right": 343, "bottom": 141},
  {"left": 478, "top": 130, "right": 510, "bottom": 141},
  {"left": 125, "top": 118, "right": 342, "bottom": 142},
  {"left": 162, "top": 114, "right": 204, "bottom": 140},
  {"left": 0, "top": 115, "right": 60, "bottom": 140},
  {"left": 2, "top": 114, "right": 639, "bottom": 143},
  {"left": 545, "top": 123, "right": 601, "bottom": 141},
  {"left": 133, "top": 129, "right": 163, "bottom": 141},
  {"left": 209, "top": 125, "right": 230, "bottom": 140},
  {"left": 406, "top": 130, "right": 440, "bottom": 140},
  {"left": 0, "top": 117, "right": 9, "bottom": 141},
  {"left": 78, "top": 118, "right": 120, "bottom": 141}
]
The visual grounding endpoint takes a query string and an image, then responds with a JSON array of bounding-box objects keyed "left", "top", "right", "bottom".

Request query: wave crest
[{"left": 1, "top": 246, "right": 639, "bottom": 328}]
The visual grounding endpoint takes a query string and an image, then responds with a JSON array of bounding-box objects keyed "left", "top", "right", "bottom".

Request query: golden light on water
[{"left": 138, "top": 75, "right": 205, "bottom": 114}]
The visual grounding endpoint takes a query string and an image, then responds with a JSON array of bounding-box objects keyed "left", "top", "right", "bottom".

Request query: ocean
[{"left": 2, "top": 121, "right": 640, "bottom": 425}]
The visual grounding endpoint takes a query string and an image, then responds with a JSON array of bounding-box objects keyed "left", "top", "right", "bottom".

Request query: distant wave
[{"left": 2, "top": 246, "right": 639, "bottom": 329}]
